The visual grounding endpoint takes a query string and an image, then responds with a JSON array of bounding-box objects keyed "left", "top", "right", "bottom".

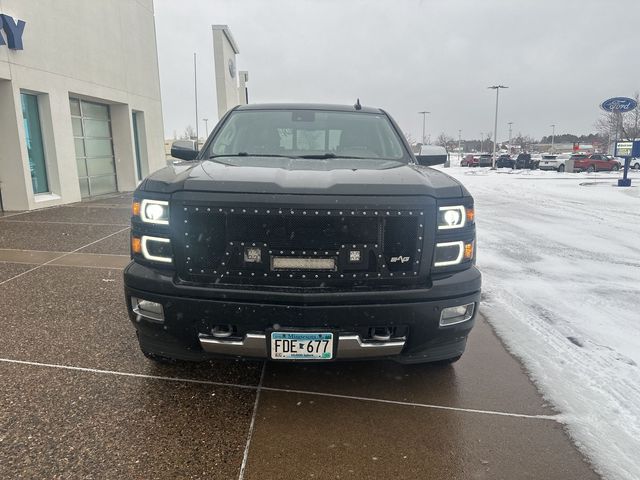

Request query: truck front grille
[{"left": 173, "top": 205, "right": 426, "bottom": 286}]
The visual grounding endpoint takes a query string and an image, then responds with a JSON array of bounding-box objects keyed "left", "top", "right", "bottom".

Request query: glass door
[
  {"left": 21, "top": 93, "right": 49, "bottom": 194},
  {"left": 70, "top": 98, "right": 117, "bottom": 197}
]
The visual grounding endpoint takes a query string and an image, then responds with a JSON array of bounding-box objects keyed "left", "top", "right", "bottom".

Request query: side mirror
[
  {"left": 415, "top": 154, "right": 447, "bottom": 166},
  {"left": 171, "top": 140, "right": 199, "bottom": 161}
]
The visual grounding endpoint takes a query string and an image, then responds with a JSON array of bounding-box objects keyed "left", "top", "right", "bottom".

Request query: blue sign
[
  {"left": 614, "top": 140, "right": 640, "bottom": 187},
  {"left": 0, "top": 14, "right": 26, "bottom": 50},
  {"left": 600, "top": 97, "right": 638, "bottom": 113},
  {"left": 614, "top": 140, "right": 640, "bottom": 158}
]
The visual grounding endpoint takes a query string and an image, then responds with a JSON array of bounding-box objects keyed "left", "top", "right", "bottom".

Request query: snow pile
[{"left": 445, "top": 166, "right": 640, "bottom": 480}]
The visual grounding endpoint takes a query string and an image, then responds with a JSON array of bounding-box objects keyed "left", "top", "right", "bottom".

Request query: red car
[
  {"left": 573, "top": 154, "right": 621, "bottom": 173},
  {"left": 461, "top": 154, "right": 483, "bottom": 167}
]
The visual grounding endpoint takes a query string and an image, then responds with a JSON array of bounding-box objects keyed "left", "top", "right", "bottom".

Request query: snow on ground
[{"left": 442, "top": 163, "right": 640, "bottom": 480}]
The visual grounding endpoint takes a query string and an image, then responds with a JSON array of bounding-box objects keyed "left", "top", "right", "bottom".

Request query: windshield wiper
[
  {"left": 296, "top": 153, "right": 366, "bottom": 159},
  {"left": 208, "top": 152, "right": 297, "bottom": 159}
]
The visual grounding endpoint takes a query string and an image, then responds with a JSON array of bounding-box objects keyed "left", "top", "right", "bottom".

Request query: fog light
[
  {"left": 131, "top": 297, "right": 164, "bottom": 323},
  {"left": 244, "top": 247, "right": 262, "bottom": 263},
  {"left": 440, "top": 303, "right": 475, "bottom": 326}
]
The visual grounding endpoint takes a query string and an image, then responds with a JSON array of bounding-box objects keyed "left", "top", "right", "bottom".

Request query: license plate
[{"left": 270, "top": 332, "right": 334, "bottom": 360}]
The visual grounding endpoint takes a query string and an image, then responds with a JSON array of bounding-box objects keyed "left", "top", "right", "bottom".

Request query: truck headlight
[
  {"left": 134, "top": 199, "right": 169, "bottom": 225},
  {"left": 140, "top": 235, "right": 172, "bottom": 263},
  {"left": 434, "top": 241, "right": 474, "bottom": 267},
  {"left": 438, "top": 206, "right": 468, "bottom": 230}
]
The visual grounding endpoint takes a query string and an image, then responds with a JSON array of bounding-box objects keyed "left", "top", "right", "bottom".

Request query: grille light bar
[{"left": 271, "top": 257, "right": 336, "bottom": 271}]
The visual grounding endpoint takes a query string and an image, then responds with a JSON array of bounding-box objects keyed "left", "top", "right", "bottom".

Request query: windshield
[{"left": 205, "top": 109, "right": 407, "bottom": 161}]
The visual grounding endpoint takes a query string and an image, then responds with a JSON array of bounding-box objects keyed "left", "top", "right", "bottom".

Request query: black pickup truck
[{"left": 124, "top": 103, "right": 480, "bottom": 364}]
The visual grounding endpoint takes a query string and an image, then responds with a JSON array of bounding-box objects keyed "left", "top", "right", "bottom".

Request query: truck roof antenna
[{"left": 354, "top": 98, "right": 362, "bottom": 110}]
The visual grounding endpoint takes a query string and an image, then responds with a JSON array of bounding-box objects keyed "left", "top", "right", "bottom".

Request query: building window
[
  {"left": 21, "top": 93, "right": 49, "bottom": 194},
  {"left": 132, "top": 111, "right": 143, "bottom": 181},
  {"left": 70, "top": 98, "right": 117, "bottom": 197}
]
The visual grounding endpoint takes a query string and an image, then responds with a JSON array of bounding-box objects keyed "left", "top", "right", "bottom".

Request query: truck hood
[{"left": 141, "top": 157, "right": 464, "bottom": 198}]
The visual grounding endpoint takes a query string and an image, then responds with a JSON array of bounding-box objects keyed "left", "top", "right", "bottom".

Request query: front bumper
[{"left": 124, "top": 262, "right": 481, "bottom": 363}]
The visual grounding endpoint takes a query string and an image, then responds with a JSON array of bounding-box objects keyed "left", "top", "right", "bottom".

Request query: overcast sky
[{"left": 154, "top": 0, "right": 640, "bottom": 142}]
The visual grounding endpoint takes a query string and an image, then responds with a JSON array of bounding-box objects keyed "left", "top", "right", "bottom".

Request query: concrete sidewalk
[{"left": 0, "top": 193, "right": 600, "bottom": 479}]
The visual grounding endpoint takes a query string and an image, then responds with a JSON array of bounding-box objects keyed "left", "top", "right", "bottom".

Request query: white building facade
[{"left": 0, "top": 0, "right": 165, "bottom": 211}]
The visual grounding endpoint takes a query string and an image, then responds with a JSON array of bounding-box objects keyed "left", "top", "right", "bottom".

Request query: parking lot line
[
  {"left": 0, "top": 357, "right": 558, "bottom": 421},
  {"left": 0, "top": 219, "right": 129, "bottom": 227},
  {"left": 239, "top": 362, "right": 267, "bottom": 480},
  {"left": 0, "top": 227, "right": 130, "bottom": 286}
]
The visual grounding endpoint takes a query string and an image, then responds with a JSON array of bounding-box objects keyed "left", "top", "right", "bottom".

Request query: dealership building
[{"left": 0, "top": 0, "right": 165, "bottom": 211}]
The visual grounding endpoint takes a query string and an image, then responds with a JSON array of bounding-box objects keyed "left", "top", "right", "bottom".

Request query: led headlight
[
  {"left": 141, "top": 235, "right": 172, "bottom": 263},
  {"left": 434, "top": 241, "right": 464, "bottom": 266},
  {"left": 433, "top": 240, "right": 474, "bottom": 267},
  {"left": 139, "top": 199, "right": 169, "bottom": 225},
  {"left": 438, "top": 206, "right": 466, "bottom": 230}
]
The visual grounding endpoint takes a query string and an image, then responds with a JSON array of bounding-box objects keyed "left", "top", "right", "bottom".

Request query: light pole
[
  {"left": 488, "top": 85, "right": 508, "bottom": 168},
  {"left": 194, "top": 52, "right": 199, "bottom": 143},
  {"left": 508, "top": 122, "right": 513, "bottom": 152},
  {"left": 550, "top": 124, "right": 556, "bottom": 153},
  {"left": 203, "top": 118, "right": 209, "bottom": 138},
  {"left": 418, "top": 111, "right": 430, "bottom": 144},
  {"left": 480, "top": 132, "right": 484, "bottom": 152},
  {"left": 458, "top": 129, "right": 462, "bottom": 162}
]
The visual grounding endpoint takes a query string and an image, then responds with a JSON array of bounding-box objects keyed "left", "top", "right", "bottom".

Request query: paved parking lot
[{"left": 0, "top": 193, "right": 600, "bottom": 479}]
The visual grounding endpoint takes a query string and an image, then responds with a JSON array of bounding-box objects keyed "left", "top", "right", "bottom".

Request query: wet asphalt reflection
[{"left": 0, "top": 194, "right": 600, "bottom": 479}]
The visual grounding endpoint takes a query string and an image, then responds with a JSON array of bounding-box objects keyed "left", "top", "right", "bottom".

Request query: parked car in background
[
  {"left": 539, "top": 153, "right": 571, "bottom": 172},
  {"left": 478, "top": 154, "right": 493, "bottom": 167},
  {"left": 496, "top": 154, "right": 515, "bottom": 168},
  {"left": 461, "top": 154, "right": 479, "bottom": 167},
  {"left": 629, "top": 157, "right": 640, "bottom": 170},
  {"left": 460, "top": 154, "right": 472, "bottom": 167},
  {"left": 530, "top": 153, "right": 542, "bottom": 169},
  {"left": 572, "top": 153, "right": 621, "bottom": 173},
  {"left": 515, "top": 153, "right": 535, "bottom": 169}
]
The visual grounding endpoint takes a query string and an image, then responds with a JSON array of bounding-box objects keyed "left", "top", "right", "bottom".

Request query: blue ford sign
[
  {"left": 0, "top": 14, "right": 26, "bottom": 50},
  {"left": 600, "top": 97, "right": 638, "bottom": 113}
]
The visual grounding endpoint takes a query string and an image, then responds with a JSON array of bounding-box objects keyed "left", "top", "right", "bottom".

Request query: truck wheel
[
  {"left": 558, "top": 164, "right": 565, "bottom": 173},
  {"left": 587, "top": 165, "right": 595, "bottom": 173}
]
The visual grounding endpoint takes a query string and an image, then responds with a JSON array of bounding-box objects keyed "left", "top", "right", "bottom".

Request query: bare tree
[
  {"left": 435, "top": 132, "right": 454, "bottom": 149},
  {"left": 181, "top": 125, "right": 196, "bottom": 140}
]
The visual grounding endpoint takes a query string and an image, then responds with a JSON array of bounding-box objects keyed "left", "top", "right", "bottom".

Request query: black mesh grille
[
  {"left": 227, "top": 214, "right": 379, "bottom": 249},
  {"left": 174, "top": 205, "right": 425, "bottom": 286}
]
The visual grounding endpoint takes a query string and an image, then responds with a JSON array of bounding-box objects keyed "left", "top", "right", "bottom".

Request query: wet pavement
[{"left": 0, "top": 193, "right": 600, "bottom": 479}]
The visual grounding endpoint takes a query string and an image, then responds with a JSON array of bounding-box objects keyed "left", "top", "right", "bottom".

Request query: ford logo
[{"left": 600, "top": 97, "right": 638, "bottom": 113}]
